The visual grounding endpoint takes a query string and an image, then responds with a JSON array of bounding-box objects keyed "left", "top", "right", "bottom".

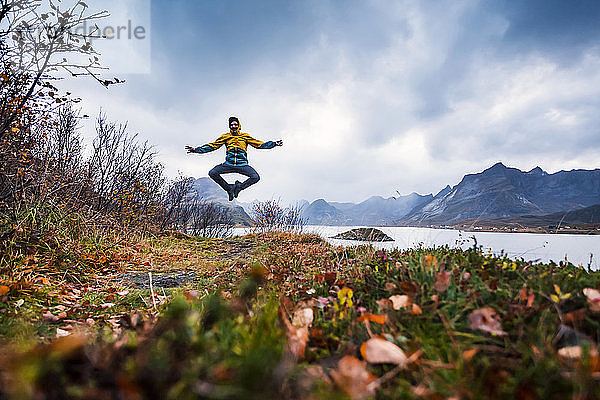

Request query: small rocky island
[{"left": 331, "top": 228, "right": 394, "bottom": 242}]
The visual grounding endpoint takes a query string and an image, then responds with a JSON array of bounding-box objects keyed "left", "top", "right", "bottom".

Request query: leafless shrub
[
  {"left": 283, "top": 203, "right": 306, "bottom": 234},
  {"left": 0, "top": 102, "right": 92, "bottom": 246},
  {"left": 251, "top": 199, "right": 306, "bottom": 234},
  {"left": 40, "top": 103, "right": 82, "bottom": 175},
  {"left": 157, "top": 176, "right": 235, "bottom": 238},
  {"left": 181, "top": 199, "right": 234, "bottom": 238},
  {"left": 159, "top": 174, "right": 194, "bottom": 231},
  {"left": 32, "top": 103, "right": 89, "bottom": 206},
  {"left": 88, "top": 112, "right": 165, "bottom": 227}
]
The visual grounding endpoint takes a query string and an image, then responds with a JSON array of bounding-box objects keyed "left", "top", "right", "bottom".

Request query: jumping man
[{"left": 186, "top": 116, "right": 283, "bottom": 201}]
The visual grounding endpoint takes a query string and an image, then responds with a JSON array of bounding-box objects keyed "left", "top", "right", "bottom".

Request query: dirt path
[{"left": 115, "top": 237, "right": 258, "bottom": 288}]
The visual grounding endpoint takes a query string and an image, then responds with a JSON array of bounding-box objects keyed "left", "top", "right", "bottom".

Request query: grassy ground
[{"left": 1, "top": 231, "right": 600, "bottom": 399}]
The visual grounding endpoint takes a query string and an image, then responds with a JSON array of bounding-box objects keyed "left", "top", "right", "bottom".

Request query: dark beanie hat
[{"left": 229, "top": 116, "right": 239, "bottom": 125}]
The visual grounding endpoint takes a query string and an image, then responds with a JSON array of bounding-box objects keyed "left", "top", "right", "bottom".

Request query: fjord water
[{"left": 235, "top": 226, "right": 600, "bottom": 270}]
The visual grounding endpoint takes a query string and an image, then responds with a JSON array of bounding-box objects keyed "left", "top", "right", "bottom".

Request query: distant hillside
[
  {"left": 515, "top": 203, "right": 600, "bottom": 226},
  {"left": 189, "top": 177, "right": 227, "bottom": 202},
  {"left": 189, "top": 177, "right": 252, "bottom": 225},
  {"left": 400, "top": 163, "right": 600, "bottom": 225},
  {"left": 303, "top": 199, "right": 349, "bottom": 225},
  {"left": 303, "top": 193, "right": 432, "bottom": 225},
  {"left": 343, "top": 193, "right": 432, "bottom": 225}
]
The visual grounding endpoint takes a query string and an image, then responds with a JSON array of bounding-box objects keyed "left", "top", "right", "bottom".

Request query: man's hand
[
  {"left": 275, "top": 140, "right": 283, "bottom": 146},
  {"left": 185, "top": 145, "right": 197, "bottom": 153}
]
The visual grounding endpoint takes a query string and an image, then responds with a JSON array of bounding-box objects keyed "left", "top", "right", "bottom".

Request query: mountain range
[
  {"left": 190, "top": 163, "right": 600, "bottom": 227},
  {"left": 399, "top": 163, "right": 600, "bottom": 226},
  {"left": 302, "top": 193, "right": 433, "bottom": 225}
]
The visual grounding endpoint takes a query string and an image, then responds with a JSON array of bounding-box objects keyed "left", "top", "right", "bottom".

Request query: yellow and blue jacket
[{"left": 194, "top": 123, "right": 276, "bottom": 166}]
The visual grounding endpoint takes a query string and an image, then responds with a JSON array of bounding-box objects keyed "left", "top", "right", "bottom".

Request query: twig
[
  {"left": 368, "top": 349, "right": 423, "bottom": 390},
  {"left": 437, "top": 311, "right": 459, "bottom": 347},
  {"left": 70, "top": 273, "right": 83, "bottom": 285},
  {"left": 421, "top": 359, "right": 454, "bottom": 369},
  {"left": 148, "top": 272, "right": 157, "bottom": 310},
  {"left": 363, "top": 320, "right": 374, "bottom": 338},
  {"left": 138, "top": 294, "right": 149, "bottom": 307},
  {"left": 539, "top": 292, "right": 564, "bottom": 324}
]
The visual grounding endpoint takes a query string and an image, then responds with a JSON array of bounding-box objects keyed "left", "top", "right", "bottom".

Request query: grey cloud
[
  {"left": 66, "top": 0, "right": 600, "bottom": 203},
  {"left": 493, "top": 0, "right": 600, "bottom": 47},
  {"left": 479, "top": 0, "right": 600, "bottom": 67}
]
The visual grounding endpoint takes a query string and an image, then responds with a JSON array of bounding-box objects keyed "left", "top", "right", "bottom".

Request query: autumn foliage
[{"left": 1, "top": 231, "right": 600, "bottom": 399}]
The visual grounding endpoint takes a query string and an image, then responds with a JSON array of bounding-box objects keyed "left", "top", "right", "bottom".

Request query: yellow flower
[
  {"left": 338, "top": 287, "right": 354, "bottom": 309},
  {"left": 551, "top": 284, "right": 571, "bottom": 303}
]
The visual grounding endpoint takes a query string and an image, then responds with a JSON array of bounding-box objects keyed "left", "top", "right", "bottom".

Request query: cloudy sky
[{"left": 62, "top": 0, "right": 600, "bottom": 204}]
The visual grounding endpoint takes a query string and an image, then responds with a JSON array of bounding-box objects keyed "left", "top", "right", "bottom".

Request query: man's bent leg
[
  {"left": 236, "top": 165, "right": 260, "bottom": 190},
  {"left": 208, "top": 164, "right": 234, "bottom": 192}
]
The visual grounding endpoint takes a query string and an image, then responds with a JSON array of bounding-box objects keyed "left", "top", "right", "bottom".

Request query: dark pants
[{"left": 208, "top": 163, "right": 260, "bottom": 192}]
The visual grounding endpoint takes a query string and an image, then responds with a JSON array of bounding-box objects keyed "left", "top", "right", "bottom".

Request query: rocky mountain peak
[
  {"left": 483, "top": 162, "right": 508, "bottom": 174},
  {"left": 434, "top": 185, "right": 452, "bottom": 198},
  {"left": 312, "top": 199, "right": 329, "bottom": 206},
  {"left": 527, "top": 166, "right": 546, "bottom": 176}
]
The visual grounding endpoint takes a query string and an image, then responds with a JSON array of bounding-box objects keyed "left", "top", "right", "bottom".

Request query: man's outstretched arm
[
  {"left": 245, "top": 134, "right": 283, "bottom": 149},
  {"left": 186, "top": 134, "right": 228, "bottom": 154}
]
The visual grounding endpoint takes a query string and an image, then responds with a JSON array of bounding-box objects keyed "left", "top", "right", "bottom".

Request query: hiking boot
[
  {"left": 233, "top": 180, "right": 242, "bottom": 198},
  {"left": 227, "top": 184, "right": 235, "bottom": 201}
]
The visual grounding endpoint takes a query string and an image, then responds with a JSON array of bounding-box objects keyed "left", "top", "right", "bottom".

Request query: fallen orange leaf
[
  {"left": 423, "top": 254, "right": 437, "bottom": 268},
  {"left": 376, "top": 298, "right": 391, "bottom": 310},
  {"left": 389, "top": 295, "right": 411, "bottom": 310},
  {"left": 56, "top": 328, "right": 70, "bottom": 338},
  {"left": 357, "top": 313, "right": 387, "bottom": 324},
  {"left": 51, "top": 334, "right": 87, "bottom": 354},
  {"left": 279, "top": 307, "right": 310, "bottom": 360},
  {"left": 526, "top": 292, "right": 535, "bottom": 308},
  {"left": 519, "top": 286, "right": 527, "bottom": 302},
  {"left": 292, "top": 307, "right": 314, "bottom": 328},
  {"left": 360, "top": 337, "right": 408, "bottom": 367},
  {"left": 183, "top": 289, "right": 199, "bottom": 300},
  {"left": 557, "top": 345, "right": 599, "bottom": 360},
  {"left": 468, "top": 307, "right": 507, "bottom": 336},
  {"left": 434, "top": 271, "right": 451, "bottom": 292},
  {"left": 583, "top": 288, "right": 600, "bottom": 312},
  {"left": 42, "top": 311, "right": 59, "bottom": 323},
  {"left": 431, "top": 294, "right": 439, "bottom": 309},
  {"left": 330, "top": 355, "right": 378, "bottom": 399},
  {"left": 411, "top": 304, "right": 423, "bottom": 315},
  {"left": 462, "top": 348, "right": 479, "bottom": 361}
]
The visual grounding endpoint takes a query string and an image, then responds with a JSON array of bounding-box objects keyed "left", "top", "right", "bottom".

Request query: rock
[
  {"left": 116, "top": 271, "right": 197, "bottom": 289},
  {"left": 331, "top": 228, "right": 393, "bottom": 242}
]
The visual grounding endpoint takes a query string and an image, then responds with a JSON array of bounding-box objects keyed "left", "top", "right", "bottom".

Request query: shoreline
[
  {"left": 459, "top": 228, "right": 600, "bottom": 235},
  {"left": 310, "top": 224, "right": 600, "bottom": 236}
]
